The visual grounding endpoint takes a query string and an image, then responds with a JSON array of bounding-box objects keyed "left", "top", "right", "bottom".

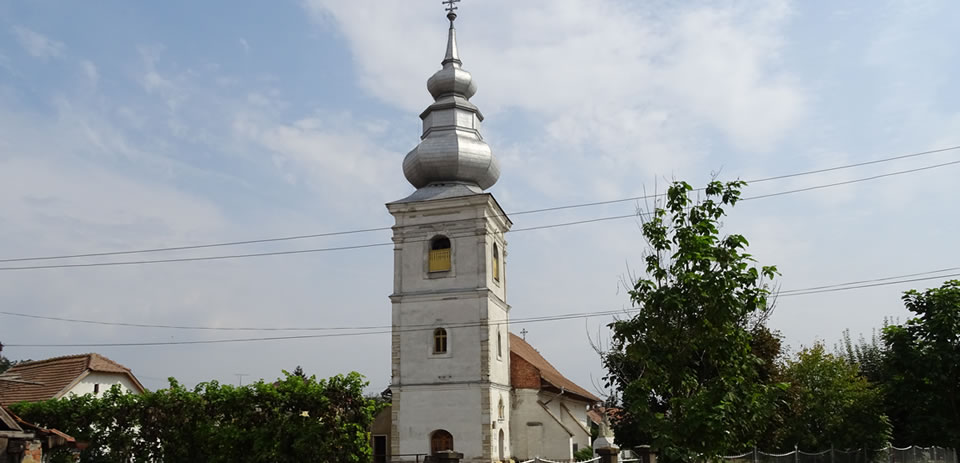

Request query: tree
[
  {"left": 836, "top": 327, "right": 887, "bottom": 384},
  {"left": 604, "top": 180, "right": 779, "bottom": 463},
  {"left": 0, "top": 355, "right": 10, "bottom": 374},
  {"left": 776, "top": 343, "right": 890, "bottom": 451},
  {"left": 12, "top": 371, "right": 379, "bottom": 463},
  {"left": 882, "top": 280, "right": 960, "bottom": 448}
]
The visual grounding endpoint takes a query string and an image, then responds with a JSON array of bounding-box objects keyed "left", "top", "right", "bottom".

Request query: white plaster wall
[
  {"left": 395, "top": 296, "right": 487, "bottom": 384},
  {"left": 510, "top": 389, "right": 594, "bottom": 461},
  {"left": 489, "top": 386, "right": 512, "bottom": 460},
  {"left": 65, "top": 372, "right": 140, "bottom": 398},
  {"left": 395, "top": 385, "right": 484, "bottom": 460},
  {"left": 389, "top": 194, "right": 513, "bottom": 463}
]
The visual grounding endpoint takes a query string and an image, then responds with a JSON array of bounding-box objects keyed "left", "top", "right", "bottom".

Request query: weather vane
[{"left": 443, "top": 0, "right": 461, "bottom": 21}]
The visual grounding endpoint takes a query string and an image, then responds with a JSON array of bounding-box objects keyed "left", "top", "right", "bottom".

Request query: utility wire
[
  {"left": 5, "top": 265, "right": 960, "bottom": 332},
  {"left": 12, "top": 265, "right": 960, "bottom": 346},
  {"left": 778, "top": 266, "right": 960, "bottom": 294},
  {"left": 3, "top": 145, "right": 958, "bottom": 264},
  {"left": 0, "top": 308, "right": 629, "bottom": 332},
  {"left": 778, "top": 271, "right": 960, "bottom": 297},
  {"left": 3, "top": 308, "right": 638, "bottom": 348},
  {"left": 0, "top": 213, "right": 643, "bottom": 271},
  {"left": 741, "top": 159, "right": 960, "bottom": 201},
  {"left": 3, "top": 154, "right": 959, "bottom": 272}
]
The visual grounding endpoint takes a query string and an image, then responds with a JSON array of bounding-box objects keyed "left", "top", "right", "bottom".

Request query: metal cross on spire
[{"left": 442, "top": 0, "right": 461, "bottom": 21}]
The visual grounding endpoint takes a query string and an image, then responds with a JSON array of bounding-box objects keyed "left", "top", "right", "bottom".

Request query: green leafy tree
[
  {"left": 776, "top": 343, "right": 890, "bottom": 451},
  {"left": 836, "top": 327, "right": 887, "bottom": 384},
  {"left": 604, "top": 180, "right": 779, "bottom": 463},
  {"left": 882, "top": 280, "right": 960, "bottom": 448},
  {"left": 0, "top": 355, "right": 10, "bottom": 374},
  {"left": 11, "top": 371, "right": 378, "bottom": 463}
]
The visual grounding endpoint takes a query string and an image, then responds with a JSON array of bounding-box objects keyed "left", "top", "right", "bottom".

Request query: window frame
[
  {"left": 492, "top": 242, "right": 500, "bottom": 282},
  {"left": 433, "top": 327, "right": 448, "bottom": 355},
  {"left": 428, "top": 235, "right": 452, "bottom": 273}
]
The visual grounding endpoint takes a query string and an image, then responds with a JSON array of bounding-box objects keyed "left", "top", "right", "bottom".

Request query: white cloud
[
  {"left": 232, "top": 111, "right": 404, "bottom": 204},
  {"left": 81, "top": 59, "right": 99, "bottom": 84},
  {"left": 303, "top": 0, "right": 805, "bottom": 153},
  {"left": 11, "top": 25, "right": 64, "bottom": 59}
]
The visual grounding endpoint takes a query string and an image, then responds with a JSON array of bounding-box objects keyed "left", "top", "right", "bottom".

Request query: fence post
[
  {"left": 754, "top": 446, "right": 759, "bottom": 463},
  {"left": 431, "top": 450, "right": 463, "bottom": 463},
  {"left": 795, "top": 444, "right": 799, "bottom": 463},
  {"left": 597, "top": 446, "right": 621, "bottom": 463},
  {"left": 831, "top": 445, "right": 835, "bottom": 463}
]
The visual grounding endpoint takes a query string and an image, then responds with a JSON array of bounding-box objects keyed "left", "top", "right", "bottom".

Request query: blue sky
[{"left": 1, "top": 0, "right": 959, "bottom": 395}]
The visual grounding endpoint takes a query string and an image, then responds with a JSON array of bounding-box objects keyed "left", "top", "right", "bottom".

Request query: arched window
[
  {"left": 430, "top": 429, "right": 454, "bottom": 454},
  {"left": 498, "top": 429, "right": 505, "bottom": 459},
  {"left": 433, "top": 328, "right": 448, "bottom": 354},
  {"left": 429, "top": 236, "right": 452, "bottom": 272},
  {"left": 498, "top": 397, "right": 505, "bottom": 421},
  {"left": 492, "top": 243, "right": 500, "bottom": 282}
]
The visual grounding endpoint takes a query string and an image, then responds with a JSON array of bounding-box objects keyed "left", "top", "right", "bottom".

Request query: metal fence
[
  {"left": 725, "top": 446, "right": 957, "bottom": 463},
  {"left": 519, "top": 458, "right": 602, "bottom": 463}
]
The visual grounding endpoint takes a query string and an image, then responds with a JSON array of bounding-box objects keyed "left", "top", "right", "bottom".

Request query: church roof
[
  {"left": 401, "top": 8, "right": 500, "bottom": 192},
  {"left": 0, "top": 353, "right": 145, "bottom": 404},
  {"left": 509, "top": 333, "right": 601, "bottom": 403}
]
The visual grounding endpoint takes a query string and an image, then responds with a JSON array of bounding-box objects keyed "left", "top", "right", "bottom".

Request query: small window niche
[
  {"left": 433, "top": 328, "right": 448, "bottom": 354},
  {"left": 429, "top": 236, "right": 452, "bottom": 273},
  {"left": 492, "top": 243, "right": 500, "bottom": 282}
]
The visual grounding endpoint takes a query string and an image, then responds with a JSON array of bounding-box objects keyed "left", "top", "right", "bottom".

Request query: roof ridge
[{"left": 10, "top": 353, "right": 92, "bottom": 369}]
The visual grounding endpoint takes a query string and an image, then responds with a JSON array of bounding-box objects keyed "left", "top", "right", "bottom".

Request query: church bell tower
[{"left": 386, "top": 4, "right": 512, "bottom": 462}]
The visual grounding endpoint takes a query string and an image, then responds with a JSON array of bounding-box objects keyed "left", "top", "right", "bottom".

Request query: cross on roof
[
  {"left": 520, "top": 328, "right": 529, "bottom": 340},
  {"left": 442, "top": 0, "right": 460, "bottom": 14}
]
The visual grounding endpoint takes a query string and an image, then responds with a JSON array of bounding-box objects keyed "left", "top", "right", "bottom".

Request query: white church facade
[{"left": 376, "top": 5, "right": 602, "bottom": 462}]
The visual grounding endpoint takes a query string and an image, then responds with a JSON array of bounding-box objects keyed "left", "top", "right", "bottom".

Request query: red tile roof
[
  {"left": 509, "top": 333, "right": 600, "bottom": 403},
  {"left": 0, "top": 353, "right": 145, "bottom": 405}
]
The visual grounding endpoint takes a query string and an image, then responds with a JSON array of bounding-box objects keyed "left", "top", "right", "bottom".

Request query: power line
[
  {"left": 3, "top": 308, "right": 638, "bottom": 348},
  {"left": 0, "top": 307, "right": 628, "bottom": 332},
  {"left": 4, "top": 154, "right": 959, "bottom": 273},
  {"left": 741, "top": 159, "right": 960, "bottom": 201},
  {"left": 3, "top": 144, "right": 958, "bottom": 265},
  {"left": 778, "top": 271, "right": 960, "bottom": 297},
  {"left": 745, "top": 145, "right": 960, "bottom": 183},
  {"left": 6, "top": 265, "right": 960, "bottom": 332},
  {"left": 778, "top": 266, "right": 960, "bottom": 294},
  {"left": 0, "top": 213, "right": 644, "bottom": 271}
]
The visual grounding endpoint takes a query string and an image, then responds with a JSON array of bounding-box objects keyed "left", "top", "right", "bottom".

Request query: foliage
[
  {"left": 775, "top": 343, "right": 890, "bottom": 451},
  {"left": 0, "top": 355, "right": 31, "bottom": 374},
  {"left": 836, "top": 327, "right": 887, "bottom": 384},
  {"left": 10, "top": 371, "right": 378, "bottom": 463},
  {"left": 604, "top": 180, "right": 780, "bottom": 463},
  {"left": 574, "top": 445, "right": 594, "bottom": 461},
  {"left": 882, "top": 280, "right": 960, "bottom": 448}
]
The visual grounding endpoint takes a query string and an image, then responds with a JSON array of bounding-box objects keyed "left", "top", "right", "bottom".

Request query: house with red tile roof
[
  {"left": 0, "top": 405, "right": 84, "bottom": 462},
  {"left": 509, "top": 333, "right": 601, "bottom": 461},
  {"left": 0, "top": 353, "right": 145, "bottom": 405}
]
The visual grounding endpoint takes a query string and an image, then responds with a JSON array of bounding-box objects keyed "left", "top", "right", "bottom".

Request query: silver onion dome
[{"left": 402, "top": 13, "right": 500, "bottom": 191}]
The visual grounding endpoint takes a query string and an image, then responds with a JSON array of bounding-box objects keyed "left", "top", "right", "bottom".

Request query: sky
[{"left": 1, "top": 0, "right": 959, "bottom": 396}]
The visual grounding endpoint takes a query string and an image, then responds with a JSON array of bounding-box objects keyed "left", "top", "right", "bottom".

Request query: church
[{"left": 371, "top": 4, "right": 602, "bottom": 462}]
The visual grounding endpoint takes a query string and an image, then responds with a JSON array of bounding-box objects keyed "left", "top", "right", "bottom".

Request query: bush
[{"left": 11, "top": 371, "right": 378, "bottom": 463}]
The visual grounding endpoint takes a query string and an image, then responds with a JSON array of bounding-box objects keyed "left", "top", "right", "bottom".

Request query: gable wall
[{"left": 64, "top": 372, "right": 142, "bottom": 398}]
